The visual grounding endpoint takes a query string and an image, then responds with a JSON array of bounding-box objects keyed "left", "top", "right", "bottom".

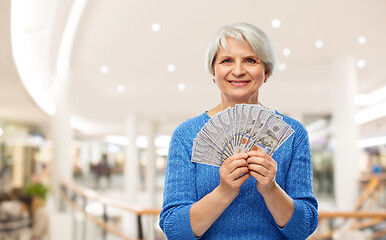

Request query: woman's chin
[{"left": 224, "top": 94, "right": 258, "bottom": 105}]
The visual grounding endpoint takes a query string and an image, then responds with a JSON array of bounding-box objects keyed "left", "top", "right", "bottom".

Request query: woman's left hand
[{"left": 247, "top": 151, "right": 277, "bottom": 196}]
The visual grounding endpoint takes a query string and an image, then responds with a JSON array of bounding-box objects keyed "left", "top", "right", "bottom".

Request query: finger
[
  {"left": 220, "top": 158, "right": 248, "bottom": 176},
  {"left": 228, "top": 158, "right": 249, "bottom": 171},
  {"left": 247, "top": 152, "right": 276, "bottom": 166},
  {"left": 229, "top": 166, "right": 249, "bottom": 179},
  {"left": 220, "top": 161, "right": 247, "bottom": 178},
  {"left": 234, "top": 172, "right": 250, "bottom": 185},
  {"left": 223, "top": 152, "right": 248, "bottom": 166},
  {"left": 247, "top": 156, "right": 276, "bottom": 169},
  {"left": 249, "top": 170, "right": 264, "bottom": 182},
  {"left": 248, "top": 164, "right": 269, "bottom": 177},
  {"left": 247, "top": 157, "right": 270, "bottom": 170},
  {"left": 247, "top": 151, "right": 268, "bottom": 158},
  {"left": 230, "top": 152, "right": 249, "bottom": 161}
]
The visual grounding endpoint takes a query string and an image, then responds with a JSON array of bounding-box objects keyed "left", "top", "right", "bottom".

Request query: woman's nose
[{"left": 232, "top": 62, "right": 246, "bottom": 76}]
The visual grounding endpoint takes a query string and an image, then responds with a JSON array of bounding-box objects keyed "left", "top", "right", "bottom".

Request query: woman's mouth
[{"left": 227, "top": 80, "right": 250, "bottom": 86}]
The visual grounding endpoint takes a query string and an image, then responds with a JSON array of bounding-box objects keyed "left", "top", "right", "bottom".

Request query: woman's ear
[{"left": 264, "top": 71, "right": 270, "bottom": 83}]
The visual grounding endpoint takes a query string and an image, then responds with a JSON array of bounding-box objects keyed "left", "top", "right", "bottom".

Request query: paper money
[{"left": 191, "top": 104, "right": 294, "bottom": 167}]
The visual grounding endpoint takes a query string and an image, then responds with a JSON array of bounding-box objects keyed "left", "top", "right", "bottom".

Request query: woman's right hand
[
  {"left": 218, "top": 152, "right": 250, "bottom": 201},
  {"left": 190, "top": 152, "right": 250, "bottom": 237}
]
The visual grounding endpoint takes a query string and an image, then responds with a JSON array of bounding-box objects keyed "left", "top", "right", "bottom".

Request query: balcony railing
[
  {"left": 60, "top": 180, "right": 162, "bottom": 240},
  {"left": 61, "top": 173, "right": 386, "bottom": 240}
]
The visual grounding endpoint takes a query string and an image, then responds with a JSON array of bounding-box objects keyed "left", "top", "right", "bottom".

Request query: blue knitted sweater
[{"left": 159, "top": 111, "right": 318, "bottom": 240}]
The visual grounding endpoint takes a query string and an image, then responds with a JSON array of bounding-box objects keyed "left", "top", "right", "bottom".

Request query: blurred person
[
  {"left": 0, "top": 191, "right": 31, "bottom": 240},
  {"left": 159, "top": 23, "right": 318, "bottom": 239},
  {"left": 96, "top": 154, "right": 111, "bottom": 188},
  {"left": 4, "top": 188, "right": 50, "bottom": 240},
  {"left": 38, "top": 163, "right": 51, "bottom": 186},
  {"left": 0, "top": 192, "right": 11, "bottom": 202},
  {"left": 18, "top": 195, "right": 50, "bottom": 240}
]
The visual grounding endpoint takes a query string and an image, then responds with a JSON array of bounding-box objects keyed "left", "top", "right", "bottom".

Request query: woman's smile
[{"left": 227, "top": 80, "right": 251, "bottom": 86}]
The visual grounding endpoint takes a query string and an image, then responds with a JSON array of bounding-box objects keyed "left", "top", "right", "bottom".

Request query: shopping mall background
[{"left": 1, "top": 0, "right": 385, "bottom": 239}]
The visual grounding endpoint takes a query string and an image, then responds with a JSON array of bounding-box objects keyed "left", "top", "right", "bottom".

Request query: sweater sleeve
[
  {"left": 278, "top": 126, "right": 319, "bottom": 240},
  {"left": 159, "top": 130, "right": 200, "bottom": 240}
]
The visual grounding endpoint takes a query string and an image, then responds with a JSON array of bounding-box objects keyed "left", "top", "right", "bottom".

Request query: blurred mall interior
[{"left": 1, "top": 0, "right": 386, "bottom": 239}]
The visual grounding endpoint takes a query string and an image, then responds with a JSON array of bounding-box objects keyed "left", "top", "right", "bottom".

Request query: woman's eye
[
  {"left": 246, "top": 59, "right": 257, "bottom": 63},
  {"left": 221, "top": 59, "right": 231, "bottom": 63}
]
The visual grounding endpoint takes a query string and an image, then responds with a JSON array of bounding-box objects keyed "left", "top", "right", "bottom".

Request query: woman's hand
[
  {"left": 218, "top": 152, "right": 250, "bottom": 201},
  {"left": 190, "top": 152, "right": 250, "bottom": 237},
  {"left": 247, "top": 151, "right": 278, "bottom": 196}
]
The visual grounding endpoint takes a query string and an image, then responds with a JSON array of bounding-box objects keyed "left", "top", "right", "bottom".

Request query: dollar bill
[{"left": 191, "top": 104, "right": 294, "bottom": 166}]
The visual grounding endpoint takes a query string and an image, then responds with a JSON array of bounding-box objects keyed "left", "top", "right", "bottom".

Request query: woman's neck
[{"left": 207, "top": 98, "right": 262, "bottom": 117}]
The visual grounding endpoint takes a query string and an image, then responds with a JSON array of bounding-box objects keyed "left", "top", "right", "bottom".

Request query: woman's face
[{"left": 214, "top": 38, "right": 267, "bottom": 104}]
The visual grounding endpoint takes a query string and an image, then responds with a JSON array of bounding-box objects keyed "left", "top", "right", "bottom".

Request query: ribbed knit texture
[{"left": 159, "top": 111, "right": 318, "bottom": 240}]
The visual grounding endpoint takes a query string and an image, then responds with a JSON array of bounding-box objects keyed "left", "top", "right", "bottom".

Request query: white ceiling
[
  {"left": 1, "top": 0, "right": 386, "bottom": 137},
  {"left": 0, "top": 0, "right": 49, "bottom": 125}
]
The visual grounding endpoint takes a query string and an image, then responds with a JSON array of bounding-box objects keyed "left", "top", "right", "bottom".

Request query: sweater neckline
[
  {"left": 204, "top": 109, "right": 280, "bottom": 119},
  {"left": 203, "top": 111, "right": 211, "bottom": 119}
]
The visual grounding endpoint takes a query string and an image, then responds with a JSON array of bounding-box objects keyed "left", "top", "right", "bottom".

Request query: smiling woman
[{"left": 159, "top": 23, "right": 318, "bottom": 240}]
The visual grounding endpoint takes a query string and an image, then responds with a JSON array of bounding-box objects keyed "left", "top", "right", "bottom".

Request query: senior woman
[{"left": 159, "top": 22, "right": 318, "bottom": 240}]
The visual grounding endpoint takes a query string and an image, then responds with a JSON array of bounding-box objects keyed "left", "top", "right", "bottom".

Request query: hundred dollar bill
[
  {"left": 192, "top": 140, "right": 223, "bottom": 166},
  {"left": 217, "top": 108, "right": 235, "bottom": 152},
  {"left": 191, "top": 103, "right": 295, "bottom": 167},
  {"left": 196, "top": 129, "right": 229, "bottom": 160},
  {"left": 210, "top": 113, "right": 234, "bottom": 157},
  {"left": 246, "top": 116, "right": 291, "bottom": 155}
]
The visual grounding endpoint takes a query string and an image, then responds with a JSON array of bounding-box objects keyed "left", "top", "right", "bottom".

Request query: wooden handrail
[
  {"left": 62, "top": 178, "right": 385, "bottom": 240},
  {"left": 60, "top": 187, "right": 137, "bottom": 240},
  {"left": 60, "top": 179, "right": 161, "bottom": 216},
  {"left": 355, "top": 178, "right": 380, "bottom": 210},
  {"left": 318, "top": 211, "right": 386, "bottom": 219},
  {"left": 313, "top": 176, "right": 386, "bottom": 239},
  {"left": 359, "top": 173, "right": 386, "bottom": 182},
  {"left": 373, "top": 229, "right": 386, "bottom": 239},
  {"left": 60, "top": 179, "right": 162, "bottom": 240}
]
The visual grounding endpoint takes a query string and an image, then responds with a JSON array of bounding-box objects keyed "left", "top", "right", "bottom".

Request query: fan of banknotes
[{"left": 191, "top": 104, "right": 294, "bottom": 167}]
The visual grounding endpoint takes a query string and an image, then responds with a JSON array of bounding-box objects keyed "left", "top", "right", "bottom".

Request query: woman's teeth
[{"left": 229, "top": 81, "right": 249, "bottom": 84}]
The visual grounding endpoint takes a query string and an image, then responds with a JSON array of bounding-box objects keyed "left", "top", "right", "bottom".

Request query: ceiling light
[
  {"left": 356, "top": 59, "right": 366, "bottom": 68},
  {"left": 178, "top": 83, "right": 186, "bottom": 91},
  {"left": 151, "top": 23, "right": 161, "bottom": 32},
  {"left": 271, "top": 19, "right": 281, "bottom": 28},
  {"left": 105, "top": 135, "right": 129, "bottom": 146},
  {"left": 167, "top": 64, "right": 176, "bottom": 72},
  {"left": 354, "top": 85, "right": 386, "bottom": 106},
  {"left": 116, "top": 84, "right": 126, "bottom": 92},
  {"left": 155, "top": 135, "right": 171, "bottom": 148},
  {"left": 315, "top": 40, "right": 324, "bottom": 49},
  {"left": 282, "top": 48, "right": 291, "bottom": 56},
  {"left": 279, "top": 63, "right": 286, "bottom": 71},
  {"left": 305, "top": 119, "right": 328, "bottom": 133},
  {"left": 105, "top": 135, "right": 167, "bottom": 148},
  {"left": 358, "top": 36, "right": 367, "bottom": 44},
  {"left": 100, "top": 66, "right": 109, "bottom": 74},
  {"left": 356, "top": 101, "right": 386, "bottom": 124},
  {"left": 357, "top": 135, "right": 386, "bottom": 148},
  {"left": 136, "top": 135, "right": 148, "bottom": 148}
]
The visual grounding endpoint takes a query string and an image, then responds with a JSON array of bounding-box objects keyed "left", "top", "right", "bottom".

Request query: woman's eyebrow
[
  {"left": 217, "top": 55, "right": 232, "bottom": 59},
  {"left": 244, "top": 55, "right": 259, "bottom": 59}
]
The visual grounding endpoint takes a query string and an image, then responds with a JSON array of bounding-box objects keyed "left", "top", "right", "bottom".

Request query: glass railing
[
  {"left": 60, "top": 180, "right": 164, "bottom": 240},
  {"left": 310, "top": 174, "right": 386, "bottom": 239}
]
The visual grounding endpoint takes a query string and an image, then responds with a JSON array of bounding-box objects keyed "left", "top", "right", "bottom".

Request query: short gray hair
[{"left": 205, "top": 23, "right": 278, "bottom": 81}]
